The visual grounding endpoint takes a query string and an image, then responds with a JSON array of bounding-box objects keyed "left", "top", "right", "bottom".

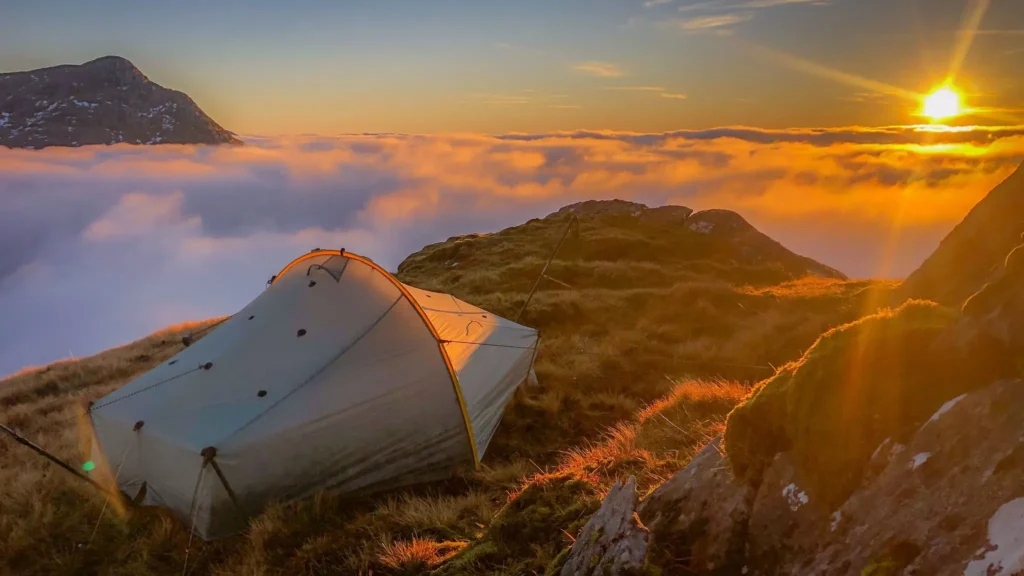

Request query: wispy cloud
[
  {"left": 840, "top": 92, "right": 899, "bottom": 103},
  {"left": 678, "top": 0, "right": 729, "bottom": 13},
  {"left": 464, "top": 93, "right": 532, "bottom": 105},
  {"left": 661, "top": 0, "right": 832, "bottom": 32},
  {"left": 739, "top": 0, "right": 832, "bottom": 8},
  {"left": 602, "top": 86, "right": 687, "bottom": 101},
  {"left": 463, "top": 92, "right": 577, "bottom": 107},
  {"left": 643, "top": 0, "right": 675, "bottom": 6},
  {"left": 603, "top": 86, "right": 667, "bottom": 91},
  {"left": 573, "top": 61, "right": 626, "bottom": 78},
  {"left": 673, "top": 12, "right": 754, "bottom": 30},
  {"left": 551, "top": 105, "right": 583, "bottom": 109}
]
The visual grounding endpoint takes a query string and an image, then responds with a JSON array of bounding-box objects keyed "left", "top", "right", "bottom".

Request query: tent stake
[
  {"left": 515, "top": 215, "right": 580, "bottom": 323},
  {"left": 1, "top": 422, "right": 107, "bottom": 494}
]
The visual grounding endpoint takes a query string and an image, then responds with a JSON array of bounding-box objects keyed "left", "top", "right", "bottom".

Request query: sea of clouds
[{"left": 1, "top": 126, "right": 1022, "bottom": 376}]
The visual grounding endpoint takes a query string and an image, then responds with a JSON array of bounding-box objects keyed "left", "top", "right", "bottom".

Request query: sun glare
[{"left": 922, "top": 88, "right": 962, "bottom": 121}]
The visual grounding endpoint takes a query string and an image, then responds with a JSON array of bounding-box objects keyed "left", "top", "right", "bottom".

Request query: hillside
[
  {"left": 0, "top": 201, "right": 891, "bottom": 575},
  {"left": 899, "top": 163, "right": 1024, "bottom": 307},
  {"left": 0, "top": 56, "right": 240, "bottom": 148}
]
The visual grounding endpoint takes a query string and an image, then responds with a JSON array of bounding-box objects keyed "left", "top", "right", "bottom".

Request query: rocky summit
[{"left": 0, "top": 56, "right": 240, "bottom": 149}]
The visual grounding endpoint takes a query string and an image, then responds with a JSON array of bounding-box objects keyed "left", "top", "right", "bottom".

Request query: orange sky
[{"left": 2, "top": 0, "right": 1022, "bottom": 134}]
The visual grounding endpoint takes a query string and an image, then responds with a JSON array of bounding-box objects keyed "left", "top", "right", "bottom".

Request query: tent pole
[
  {"left": 0, "top": 422, "right": 107, "bottom": 494},
  {"left": 515, "top": 215, "right": 579, "bottom": 323}
]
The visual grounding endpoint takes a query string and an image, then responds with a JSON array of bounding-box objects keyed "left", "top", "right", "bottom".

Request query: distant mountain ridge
[{"left": 0, "top": 56, "right": 240, "bottom": 148}]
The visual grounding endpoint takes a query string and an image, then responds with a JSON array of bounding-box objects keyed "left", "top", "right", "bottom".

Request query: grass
[{"left": 0, "top": 205, "right": 895, "bottom": 574}]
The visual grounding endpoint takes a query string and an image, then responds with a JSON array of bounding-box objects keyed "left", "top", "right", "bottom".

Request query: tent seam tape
[{"left": 272, "top": 250, "right": 480, "bottom": 468}]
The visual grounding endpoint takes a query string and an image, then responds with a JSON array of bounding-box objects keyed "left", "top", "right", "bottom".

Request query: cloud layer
[{"left": 1, "top": 126, "right": 1022, "bottom": 376}]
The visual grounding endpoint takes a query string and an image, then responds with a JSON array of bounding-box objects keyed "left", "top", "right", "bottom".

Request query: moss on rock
[{"left": 724, "top": 300, "right": 1013, "bottom": 510}]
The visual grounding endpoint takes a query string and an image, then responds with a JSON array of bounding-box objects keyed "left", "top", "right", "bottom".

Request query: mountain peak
[
  {"left": 900, "top": 163, "right": 1024, "bottom": 306},
  {"left": 0, "top": 56, "right": 239, "bottom": 149}
]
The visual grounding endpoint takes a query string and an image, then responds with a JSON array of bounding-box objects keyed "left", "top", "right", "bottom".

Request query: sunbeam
[
  {"left": 740, "top": 40, "right": 922, "bottom": 103},
  {"left": 948, "top": 0, "right": 992, "bottom": 82}
]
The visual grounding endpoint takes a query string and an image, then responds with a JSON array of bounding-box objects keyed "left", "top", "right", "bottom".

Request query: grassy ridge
[{"left": 0, "top": 204, "right": 893, "bottom": 574}]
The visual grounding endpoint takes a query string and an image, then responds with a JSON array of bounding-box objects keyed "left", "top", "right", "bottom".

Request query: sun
[{"left": 922, "top": 87, "right": 962, "bottom": 121}]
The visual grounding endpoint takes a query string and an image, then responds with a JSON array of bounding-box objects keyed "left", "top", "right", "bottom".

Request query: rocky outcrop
[
  {"left": 0, "top": 55, "right": 240, "bottom": 148},
  {"left": 900, "top": 163, "right": 1024, "bottom": 307},
  {"left": 633, "top": 378, "right": 1024, "bottom": 575},
  {"left": 560, "top": 477, "right": 648, "bottom": 576},
  {"left": 960, "top": 236, "right": 1024, "bottom": 359},
  {"left": 553, "top": 200, "right": 846, "bottom": 280},
  {"left": 638, "top": 437, "right": 754, "bottom": 575},
  {"left": 629, "top": 237, "right": 1024, "bottom": 575}
]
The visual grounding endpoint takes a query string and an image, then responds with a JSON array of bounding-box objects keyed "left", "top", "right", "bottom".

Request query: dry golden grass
[
  {"left": 0, "top": 208, "right": 894, "bottom": 574},
  {"left": 377, "top": 538, "right": 469, "bottom": 574}
]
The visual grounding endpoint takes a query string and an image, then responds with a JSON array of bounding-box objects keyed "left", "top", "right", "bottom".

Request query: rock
[
  {"left": 560, "top": 476, "right": 648, "bottom": 576},
  {"left": 745, "top": 452, "right": 827, "bottom": 575},
  {"left": 0, "top": 55, "right": 240, "bottom": 148},
  {"left": 638, "top": 437, "right": 755, "bottom": 574},
  {"left": 639, "top": 205, "right": 695, "bottom": 226},
  {"left": 899, "top": 163, "right": 1024, "bottom": 307},
  {"left": 552, "top": 199, "right": 649, "bottom": 219},
  {"left": 740, "top": 378, "right": 1024, "bottom": 575},
  {"left": 959, "top": 237, "right": 1024, "bottom": 359}
]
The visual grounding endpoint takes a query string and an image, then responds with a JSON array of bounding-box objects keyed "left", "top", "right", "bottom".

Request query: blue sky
[{"left": 2, "top": 0, "right": 1022, "bottom": 133}]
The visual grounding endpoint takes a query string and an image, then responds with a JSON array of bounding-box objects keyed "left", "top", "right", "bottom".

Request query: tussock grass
[{"left": 1, "top": 207, "right": 891, "bottom": 574}]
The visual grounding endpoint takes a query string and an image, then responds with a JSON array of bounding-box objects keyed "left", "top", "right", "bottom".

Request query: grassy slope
[{"left": 0, "top": 204, "right": 894, "bottom": 575}]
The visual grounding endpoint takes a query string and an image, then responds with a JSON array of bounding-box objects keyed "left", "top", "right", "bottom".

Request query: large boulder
[
  {"left": 744, "top": 452, "right": 826, "bottom": 575},
  {"left": 723, "top": 300, "right": 1015, "bottom": 512},
  {"left": 560, "top": 476, "right": 649, "bottom": 576},
  {"left": 638, "top": 437, "right": 754, "bottom": 575},
  {"left": 639, "top": 239, "right": 1024, "bottom": 575},
  {"left": 754, "top": 377, "right": 1024, "bottom": 575},
  {"left": 639, "top": 379, "right": 1024, "bottom": 575}
]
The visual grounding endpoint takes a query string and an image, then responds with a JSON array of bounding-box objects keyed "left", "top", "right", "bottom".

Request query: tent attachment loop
[{"left": 201, "top": 446, "right": 247, "bottom": 519}]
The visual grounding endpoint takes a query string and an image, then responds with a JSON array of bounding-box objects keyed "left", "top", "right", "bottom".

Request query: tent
[{"left": 85, "top": 250, "right": 539, "bottom": 539}]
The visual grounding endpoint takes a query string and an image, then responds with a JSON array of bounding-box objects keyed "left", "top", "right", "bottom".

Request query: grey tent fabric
[{"left": 86, "top": 250, "right": 538, "bottom": 539}]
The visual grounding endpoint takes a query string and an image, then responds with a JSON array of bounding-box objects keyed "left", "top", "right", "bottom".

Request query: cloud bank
[{"left": 1, "top": 125, "right": 1022, "bottom": 376}]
